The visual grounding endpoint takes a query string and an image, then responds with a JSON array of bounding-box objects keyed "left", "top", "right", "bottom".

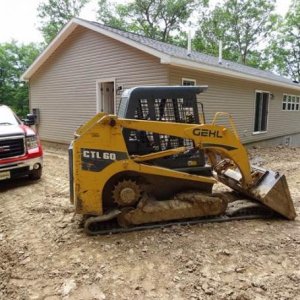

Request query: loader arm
[
  {"left": 103, "top": 116, "right": 253, "bottom": 187},
  {"left": 97, "top": 115, "right": 296, "bottom": 220}
]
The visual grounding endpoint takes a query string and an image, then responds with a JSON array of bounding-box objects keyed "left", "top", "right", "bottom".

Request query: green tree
[
  {"left": 97, "top": 0, "right": 207, "bottom": 43},
  {"left": 194, "top": 0, "right": 278, "bottom": 66},
  {"left": 266, "top": 0, "right": 300, "bottom": 82},
  {"left": 37, "top": 0, "right": 90, "bottom": 44},
  {"left": 0, "top": 42, "right": 40, "bottom": 117}
]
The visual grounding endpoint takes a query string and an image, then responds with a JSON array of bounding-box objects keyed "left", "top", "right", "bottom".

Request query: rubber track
[{"left": 84, "top": 212, "right": 278, "bottom": 235}]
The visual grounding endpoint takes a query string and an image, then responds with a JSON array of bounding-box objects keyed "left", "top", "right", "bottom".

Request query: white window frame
[
  {"left": 282, "top": 93, "right": 300, "bottom": 111},
  {"left": 182, "top": 78, "right": 196, "bottom": 86},
  {"left": 253, "top": 90, "right": 270, "bottom": 135},
  {"left": 96, "top": 78, "right": 116, "bottom": 113}
]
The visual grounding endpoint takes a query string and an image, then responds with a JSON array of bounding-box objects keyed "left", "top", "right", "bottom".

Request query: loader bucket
[
  {"left": 217, "top": 167, "right": 297, "bottom": 220},
  {"left": 249, "top": 170, "right": 296, "bottom": 220}
]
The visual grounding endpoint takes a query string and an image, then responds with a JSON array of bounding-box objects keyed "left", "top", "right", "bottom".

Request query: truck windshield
[{"left": 0, "top": 106, "right": 20, "bottom": 125}]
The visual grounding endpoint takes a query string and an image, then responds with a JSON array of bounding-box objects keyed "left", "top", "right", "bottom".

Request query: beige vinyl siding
[
  {"left": 169, "top": 66, "right": 300, "bottom": 144},
  {"left": 30, "top": 26, "right": 169, "bottom": 143}
]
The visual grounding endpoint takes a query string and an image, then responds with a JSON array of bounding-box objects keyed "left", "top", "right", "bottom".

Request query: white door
[{"left": 101, "top": 82, "right": 115, "bottom": 113}]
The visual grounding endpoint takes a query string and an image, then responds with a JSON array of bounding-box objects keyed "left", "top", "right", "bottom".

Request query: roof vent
[
  {"left": 187, "top": 30, "right": 191, "bottom": 57},
  {"left": 218, "top": 41, "right": 222, "bottom": 64}
]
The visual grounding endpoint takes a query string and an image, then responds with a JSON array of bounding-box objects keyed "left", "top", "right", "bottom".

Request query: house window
[
  {"left": 254, "top": 91, "right": 269, "bottom": 133},
  {"left": 182, "top": 78, "right": 196, "bottom": 86},
  {"left": 282, "top": 95, "right": 287, "bottom": 110},
  {"left": 282, "top": 94, "right": 300, "bottom": 111}
]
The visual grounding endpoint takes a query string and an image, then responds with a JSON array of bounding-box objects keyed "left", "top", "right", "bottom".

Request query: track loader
[{"left": 69, "top": 86, "right": 296, "bottom": 235}]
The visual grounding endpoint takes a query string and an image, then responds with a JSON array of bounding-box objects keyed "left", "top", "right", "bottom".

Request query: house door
[
  {"left": 254, "top": 91, "right": 269, "bottom": 133},
  {"left": 97, "top": 81, "right": 115, "bottom": 113}
]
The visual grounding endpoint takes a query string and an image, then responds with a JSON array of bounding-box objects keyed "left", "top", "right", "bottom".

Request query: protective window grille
[{"left": 132, "top": 98, "right": 196, "bottom": 151}]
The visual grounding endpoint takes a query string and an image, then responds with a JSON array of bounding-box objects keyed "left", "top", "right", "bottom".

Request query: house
[{"left": 22, "top": 18, "right": 300, "bottom": 146}]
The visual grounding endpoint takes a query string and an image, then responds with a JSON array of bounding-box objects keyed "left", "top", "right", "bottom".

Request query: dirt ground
[{"left": 0, "top": 144, "right": 300, "bottom": 300}]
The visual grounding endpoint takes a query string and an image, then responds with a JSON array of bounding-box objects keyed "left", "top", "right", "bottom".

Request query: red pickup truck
[{"left": 0, "top": 105, "right": 43, "bottom": 181}]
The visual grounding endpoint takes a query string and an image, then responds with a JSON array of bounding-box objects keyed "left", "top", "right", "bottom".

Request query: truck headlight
[{"left": 26, "top": 135, "right": 38, "bottom": 149}]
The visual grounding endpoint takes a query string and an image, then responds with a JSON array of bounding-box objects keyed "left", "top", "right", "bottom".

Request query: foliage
[
  {"left": 0, "top": 42, "right": 40, "bottom": 117},
  {"left": 266, "top": 0, "right": 300, "bottom": 82},
  {"left": 37, "top": 0, "right": 90, "bottom": 44},
  {"left": 194, "top": 0, "right": 278, "bottom": 67},
  {"left": 97, "top": 0, "right": 207, "bottom": 43}
]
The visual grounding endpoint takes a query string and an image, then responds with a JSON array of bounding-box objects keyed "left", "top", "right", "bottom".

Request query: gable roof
[{"left": 22, "top": 18, "right": 300, "bottom": 91}]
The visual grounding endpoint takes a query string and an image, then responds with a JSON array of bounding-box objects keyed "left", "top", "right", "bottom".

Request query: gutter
[{"left": 163, "top": 57, "right": 300, "bottom": 92}]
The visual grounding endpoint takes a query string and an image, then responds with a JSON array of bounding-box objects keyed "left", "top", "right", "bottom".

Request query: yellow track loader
[{"left": 69, "top": 86, "right": 296, "bottom": 234}]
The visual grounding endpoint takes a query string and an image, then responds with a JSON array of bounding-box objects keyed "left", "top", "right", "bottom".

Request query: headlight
[{"left": 26, "top": 135, "right": 38, "bottom": 150}]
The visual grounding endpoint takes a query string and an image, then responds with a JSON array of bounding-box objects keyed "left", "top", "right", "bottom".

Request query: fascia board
[
  {"left": 169, "top": 57, "right": 300, "bottom": 92},
  {"left": 21, "top": 20, "right": 78, "bottom": 81}
]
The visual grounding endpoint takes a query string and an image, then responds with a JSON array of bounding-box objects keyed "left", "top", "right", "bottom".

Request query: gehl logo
[{"left": 193, "top": 128, "right": 223, "bottom": 138}]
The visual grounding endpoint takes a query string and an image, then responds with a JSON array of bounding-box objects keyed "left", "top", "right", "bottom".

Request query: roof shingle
[{"left": 86, "top": 19, "right": 298, "bottom": 88}]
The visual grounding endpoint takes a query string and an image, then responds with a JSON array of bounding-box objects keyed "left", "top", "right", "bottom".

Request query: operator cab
[{"left": 117, "top": 86, "right": 211, "bottom": 175}]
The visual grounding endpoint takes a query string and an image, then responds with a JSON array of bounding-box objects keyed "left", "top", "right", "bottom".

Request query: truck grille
[{"left": 0, "top": 137, "right": 25, "bottom": 159}]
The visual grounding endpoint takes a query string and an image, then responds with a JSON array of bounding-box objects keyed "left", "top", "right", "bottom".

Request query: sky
[{"left": 0, "top": 0, "right": 292, "bottom": 44}]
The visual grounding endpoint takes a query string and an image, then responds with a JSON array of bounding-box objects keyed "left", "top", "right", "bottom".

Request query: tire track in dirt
[
  {"left": 0, "top": 145, "right": 300, "bottom": 299},
  {"left": 0, "top": 147, "right": 74, "bottom": 299}
]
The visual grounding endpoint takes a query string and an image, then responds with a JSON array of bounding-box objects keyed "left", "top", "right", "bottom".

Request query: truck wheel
[{"left": 29, "top": 167, "right": 42, "bottom": 180}]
